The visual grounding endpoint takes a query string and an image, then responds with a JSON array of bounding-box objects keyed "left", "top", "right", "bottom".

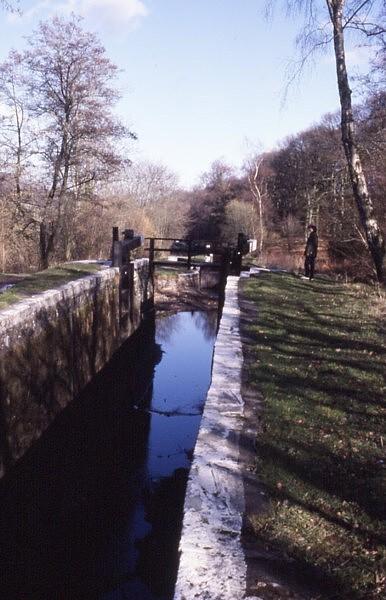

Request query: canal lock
[{"left": 0, "top": 303, "right": 220, "bottom": 600}]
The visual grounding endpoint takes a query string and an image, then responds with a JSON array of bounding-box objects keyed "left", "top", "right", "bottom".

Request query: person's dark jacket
[{"left": 305, "top": 231, "right": 318, "bottom": 257}]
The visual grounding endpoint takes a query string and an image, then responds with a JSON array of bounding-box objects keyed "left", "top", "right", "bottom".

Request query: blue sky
[{"left": 0, "top": 0, "right": 373, "bottom": 187}]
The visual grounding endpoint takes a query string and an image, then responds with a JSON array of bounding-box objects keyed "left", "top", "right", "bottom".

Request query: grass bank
[
  {"left": 0, "top": 262, "right": 106, "bottom": 310},
  {"left": 240, "top": 272, "right": 386, "bottom": 599}
]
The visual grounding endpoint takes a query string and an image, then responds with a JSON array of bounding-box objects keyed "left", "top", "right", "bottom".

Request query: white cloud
[
  {"left": 79, "top": 0, "right": 148, "bottom": 24},
  {"left": 12, "top": 0, "right": 149, "bottom": 26}
]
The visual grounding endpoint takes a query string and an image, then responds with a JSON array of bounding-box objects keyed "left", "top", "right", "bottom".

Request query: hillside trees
[
  {"left": 327, "top": 0, "right": 385, "bottom": 281},
  {"left": 120, "top": 161, "right": 186, "bottom": 237},
  {"left": 262, "top": 90, "right": 385, "bottom": 272},
  {"left": 182, "top": 84, "right": 384, "bottom": 277},
  {"left": 270, "top": 118, "right": 348, "bottom": 234},
  {"left": 272, "top": 0, "right": 385, "bottom": 281},
  {"left": 65, "top": 160, "right": 186, "bottom": 260},
  {"left": 123, "top": 161, "right": 178, "bottom": 209},
  {"left": 187, "top": 161, "right": 250, "bottom": 242},
  {"left": 0, "top": 16, "right": 135, "bottom": 269}
]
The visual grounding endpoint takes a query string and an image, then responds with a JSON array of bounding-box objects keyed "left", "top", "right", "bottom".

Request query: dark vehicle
[
  {"left": 170, "top": 240, "right": 188, "bottom": 254},
  {"left": 170, "top": 240, "right": 211, "bottom": 256},
  {"left": 192, "top": 240, "right": 210, "bottom": 254}
]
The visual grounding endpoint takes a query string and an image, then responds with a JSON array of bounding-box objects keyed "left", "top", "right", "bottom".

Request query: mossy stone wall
[{"left": 0, "top": 260, "right": 152, "bottom": 476}]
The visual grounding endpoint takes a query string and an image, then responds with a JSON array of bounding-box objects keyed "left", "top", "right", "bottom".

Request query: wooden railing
[
  {"left": 144, "top": 237, "right": 230, "bottom": 273},
  {"left": 110, "top": 229, "right": 249, "bottom": 277}
]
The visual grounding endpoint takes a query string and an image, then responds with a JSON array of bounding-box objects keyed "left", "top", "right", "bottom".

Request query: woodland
[{"left": 0, "top": 2, "right": 385, "bottom": 283}]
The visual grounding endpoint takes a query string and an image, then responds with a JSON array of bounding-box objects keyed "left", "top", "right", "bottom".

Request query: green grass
[
  {"left": 241, "top": 272, "right": 386, "bottom": 599},
  {"left": 0, "top": 262, "right": 105, "bottom": 310}
]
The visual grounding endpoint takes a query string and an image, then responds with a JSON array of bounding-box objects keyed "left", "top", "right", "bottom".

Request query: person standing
[{"left": 304, "top": 224, "right": 318, "bottom": 280}]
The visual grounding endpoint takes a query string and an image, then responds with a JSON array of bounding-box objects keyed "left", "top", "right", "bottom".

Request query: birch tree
[
  {"left": 245, "top": 154, "right": 270, "bottom": 257},
  {"left": 271, "top": 0, "right": 385, "bottom": 281}
]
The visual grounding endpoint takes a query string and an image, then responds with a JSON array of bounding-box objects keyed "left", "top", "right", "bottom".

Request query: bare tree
[
  {"left": 0, "top": 51, "right": 37, "bottom": 208},
  {"left": 0, "top": 15, "right": 135, "bottom": 269},
  {"left": 187, "top": 161, "right": 243, "bottom": 241},
  {"left": 100, "top": 160, "right": 185, "bottom": 239},
  {"left": 222, "top": 198, "right": 259, "bottom": 242},
  {"left": 245, "top": 154, "right": 271, "bottom": 257},
  {"left": 122, "top": 161, "right": 178, "bottom": 209},
  {"left": 270, "top": 0, "right": 385, "bottom": 281},
  {"left": 1, "top": 0, "right": 19, "bottom": 11}
]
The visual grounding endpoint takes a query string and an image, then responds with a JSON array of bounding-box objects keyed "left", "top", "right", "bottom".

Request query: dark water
[{"left": 0, "top": 310, "right": 217, "bottom": 600}]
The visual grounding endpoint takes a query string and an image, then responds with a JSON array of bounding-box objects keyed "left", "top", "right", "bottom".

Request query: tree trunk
[
  {"left": 305, "top": 191, "right": 312, "bottom": 238},
  {"left": 249, "top": 158, "right": 265, "bottom": 259},
  {"left": 0, "top": 205, "right": 5, "bottom": 272},
  {"left": 39, "top": 222, "right": 55, "bottom": 270},
  {"left": 258, "top": 193, "right": 264, "bottom": 259},
  {"left": 327, "top": 0, "right": 385, "bottom": 282}
]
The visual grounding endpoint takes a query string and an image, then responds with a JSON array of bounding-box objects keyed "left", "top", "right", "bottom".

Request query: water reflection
[
  {"left": 155, "top": 309, "right": 217, "bottom": 345},
  {"left": 0, "top": 310, "right": 216, "bottom": 600}
]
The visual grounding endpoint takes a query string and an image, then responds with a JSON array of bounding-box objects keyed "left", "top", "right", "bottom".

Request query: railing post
[
  {"left": 187, "top": 240, "right": 192, "bottom": 270},
  {"left": 149, "top": 238, "right": 155, "bottom": 276},
  {"left": 123, "top": 229, "right": 134, "bottom": 265},
  {"left": 112, "top": 226, "right": 120, "bottom": 267}
]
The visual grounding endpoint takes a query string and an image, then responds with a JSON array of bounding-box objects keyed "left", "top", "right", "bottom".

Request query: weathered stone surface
[
  {"left": 154, "top": 269, "right": 220, "bottom": 312},
  {"left": 0, "top": 260, "right": 152, "bottom": 476},
  {"left": 174, "top": 276, "right": 254, "bottom": 600},
  {"left": 154, "top": 270, "right": 200, "bottom": 297},
  {"left": 199, "top": 267, "right": 221, "bottom": 289}
]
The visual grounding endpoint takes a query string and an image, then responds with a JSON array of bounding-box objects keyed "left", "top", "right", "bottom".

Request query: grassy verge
[
  {"left": 0, "top": 262, "right": 105, "bottom": 310},
  {"left": 241, "top": 272, "right": 386, "bottom": 599}
]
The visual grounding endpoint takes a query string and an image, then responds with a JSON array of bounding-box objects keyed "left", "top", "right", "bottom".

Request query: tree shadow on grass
[
  {"left": 254, "top": 360, "right": 386, "bottom": 409},
  {"left": 256, "top": 438, "right": 386, "bottom": 523},
  {"left": 238, "top": 275, "right": 386, "bottom": 600},
  {"left": 260, "top": 306, "right": 386, "bottom": 358}
]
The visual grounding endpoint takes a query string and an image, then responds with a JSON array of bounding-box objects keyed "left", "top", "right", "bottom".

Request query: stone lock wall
[
  {"left": 154, "top": 270, "right": 200, "bottom": 297},
  {"left": 154, "top": 266, "right": 221, "bottom": 302},
  {"left": 0, "top": 260, "right": 153, "bottom": 476}
]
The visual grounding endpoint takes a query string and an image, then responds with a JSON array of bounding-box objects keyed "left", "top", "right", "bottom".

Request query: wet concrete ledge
[
  {"left": 0, "top": 259, "right": 152, "bottom": 476},
  {"left": 174, "top": 275, "right": 255, "bottom": 600}
]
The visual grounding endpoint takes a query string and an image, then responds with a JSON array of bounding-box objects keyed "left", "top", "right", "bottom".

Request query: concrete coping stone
[
  {"left": 0, "top": 261, "right": 157, "bottom": 336},
  {"left": 0, "top": 259, "right": 151, "bottom": 336},
  {"left": 174, "top": 275, "right": 253, "bottom": 600},
  {"left": 0, "top": 266, "right": 120, "bottom": 333}
]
